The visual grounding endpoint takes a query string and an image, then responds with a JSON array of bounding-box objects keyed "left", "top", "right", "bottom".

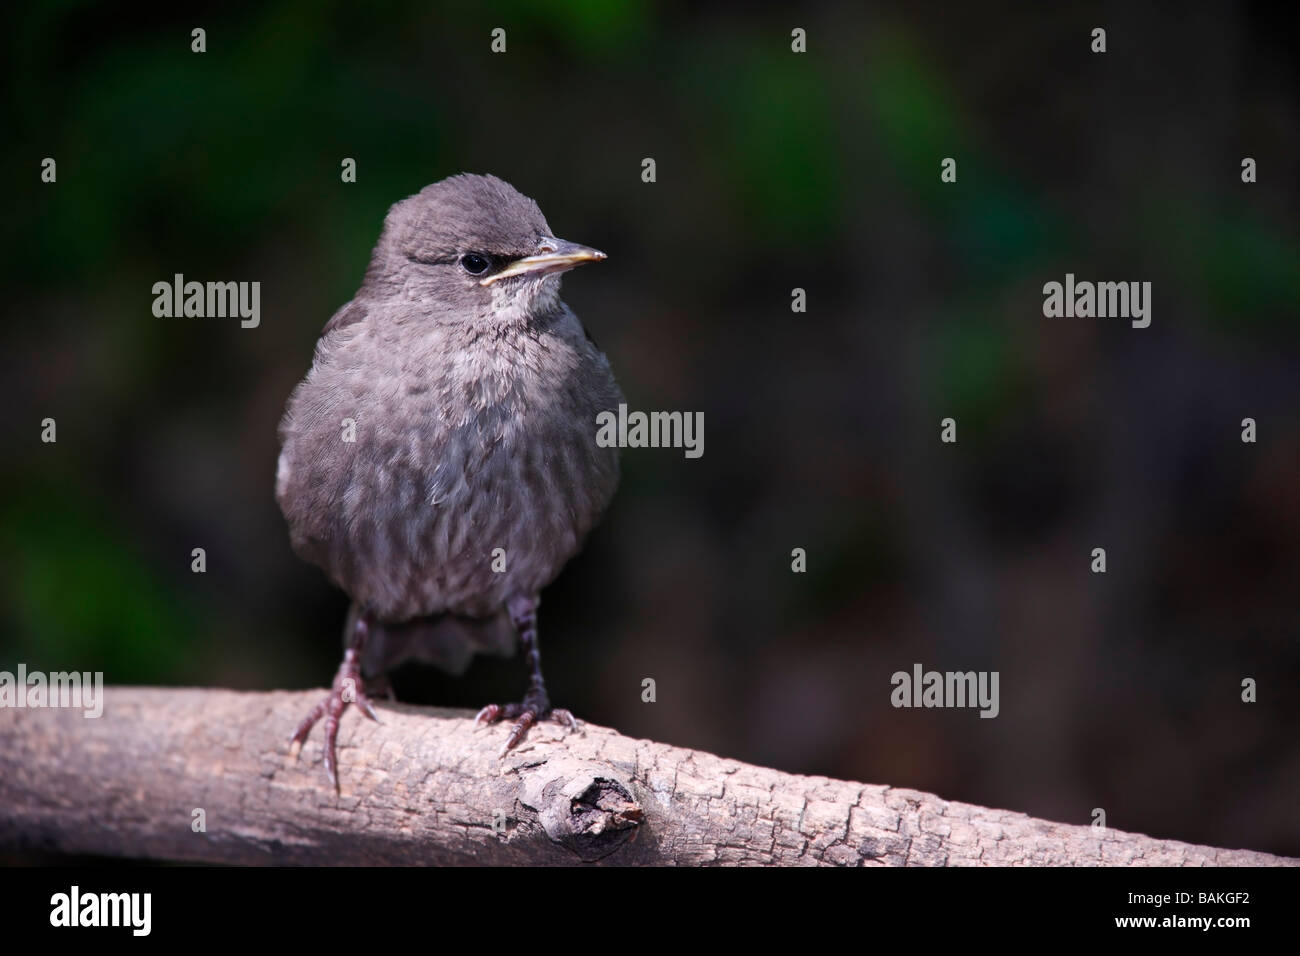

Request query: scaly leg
[
  {"left": 475, "top": 593, "right": 578, "bottom": 756},
  {"left": 288, "top": 609, "right": 381, "bottom": 790}
]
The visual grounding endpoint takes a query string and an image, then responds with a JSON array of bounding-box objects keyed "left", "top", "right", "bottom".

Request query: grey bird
[{"left": 276, "top": 173, "right": 622, "bottom": 788}]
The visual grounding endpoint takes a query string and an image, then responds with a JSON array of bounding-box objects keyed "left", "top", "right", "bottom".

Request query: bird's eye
[{"left": 460, "top": 253, "right": 491, "bottom": 276}]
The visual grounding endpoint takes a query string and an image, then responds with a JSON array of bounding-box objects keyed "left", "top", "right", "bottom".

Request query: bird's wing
[{"left": 322, "top": 298, "right": 368, "bottom": 334}]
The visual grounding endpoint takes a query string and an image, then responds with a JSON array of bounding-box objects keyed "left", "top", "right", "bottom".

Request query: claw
[
  {"left": 477, "top": 699, "right": 579, "bottom": 756},
  {"left": 355, "top": 694, "right": 381, "bottom": 723},
  {"left": 502, "top": 710, "right": 537, "bottom": 756},
  {"left": 323, "top": 712, "right": 342, "bottom": 791}
]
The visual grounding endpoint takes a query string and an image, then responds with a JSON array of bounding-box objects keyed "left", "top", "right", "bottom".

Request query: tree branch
[{"left": 0, "top": 687, "right": 1291, "bottom": 866}]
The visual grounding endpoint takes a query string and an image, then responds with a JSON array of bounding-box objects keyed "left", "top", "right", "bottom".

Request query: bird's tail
[{"left": 350, "top": 602, "right": 517, "bottom": 678}]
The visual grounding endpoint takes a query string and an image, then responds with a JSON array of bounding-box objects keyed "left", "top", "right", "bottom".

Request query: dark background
[{"left": 3, "top": 1, "right": 1297, "bottom": 857}]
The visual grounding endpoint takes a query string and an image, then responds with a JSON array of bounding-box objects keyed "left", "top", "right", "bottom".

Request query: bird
[{"left": 275, "top": 173, "right": 623, "bottom": 789}]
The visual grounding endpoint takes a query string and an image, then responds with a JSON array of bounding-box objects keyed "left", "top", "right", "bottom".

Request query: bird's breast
[{"left": 281, "top": 321, "right": 622, "bottom": 620}]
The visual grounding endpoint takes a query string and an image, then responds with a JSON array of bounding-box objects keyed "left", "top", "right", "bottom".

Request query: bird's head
[{"left": 370, "top": 173, "right": 605, "bottom": 327}]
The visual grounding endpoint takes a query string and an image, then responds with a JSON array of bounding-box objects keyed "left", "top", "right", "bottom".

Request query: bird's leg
[
  {"left": 288, "top": 609, "right": 381, "bottom": 790},
  {"left": 475, "top": 593, "right": 578, "bottom": 755}
]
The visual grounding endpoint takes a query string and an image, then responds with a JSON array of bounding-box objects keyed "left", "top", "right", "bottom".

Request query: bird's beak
[{"left": 479, "top": 238, "right": 606, "bottom": 286}]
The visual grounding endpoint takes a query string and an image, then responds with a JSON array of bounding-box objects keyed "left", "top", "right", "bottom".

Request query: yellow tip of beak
[{"left": 480, "top": 240, "right": 606, "bottom": 286}]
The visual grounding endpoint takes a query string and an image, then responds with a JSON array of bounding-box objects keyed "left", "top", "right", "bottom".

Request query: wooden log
[{"left": 0, "top": 687, "right": 1291, "bottom": 866}]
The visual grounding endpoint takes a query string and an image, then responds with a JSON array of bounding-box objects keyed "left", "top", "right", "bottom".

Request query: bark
[{"left": 0, "top": 687, "right": 1291, "bottom": 866}]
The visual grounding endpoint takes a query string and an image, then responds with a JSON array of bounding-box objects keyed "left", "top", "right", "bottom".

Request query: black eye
[{"left": 460, "top": 253, "right": 491, "bottom": 276}]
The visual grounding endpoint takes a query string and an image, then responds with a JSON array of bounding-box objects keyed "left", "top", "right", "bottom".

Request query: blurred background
[{"left": 2, "top": 1, "right": 1297, "bottom": 857}]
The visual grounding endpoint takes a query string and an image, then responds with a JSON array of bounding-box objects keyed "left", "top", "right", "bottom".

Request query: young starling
[{"left": 276, "top": 174, "right": 622, "bottom": 788}]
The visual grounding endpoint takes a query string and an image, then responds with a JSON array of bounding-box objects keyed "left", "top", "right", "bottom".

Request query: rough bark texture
[{"left": 0, "top": 687, "right": 1291, "bottom": 866}]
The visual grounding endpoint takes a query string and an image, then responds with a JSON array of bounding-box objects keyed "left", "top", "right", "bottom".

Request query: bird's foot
[
  {"left": 475, "top": 693, "right": 579, "bottom": 757},
  {"left": 288, "top": 645, "right": 380, "bottom": 791}
]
